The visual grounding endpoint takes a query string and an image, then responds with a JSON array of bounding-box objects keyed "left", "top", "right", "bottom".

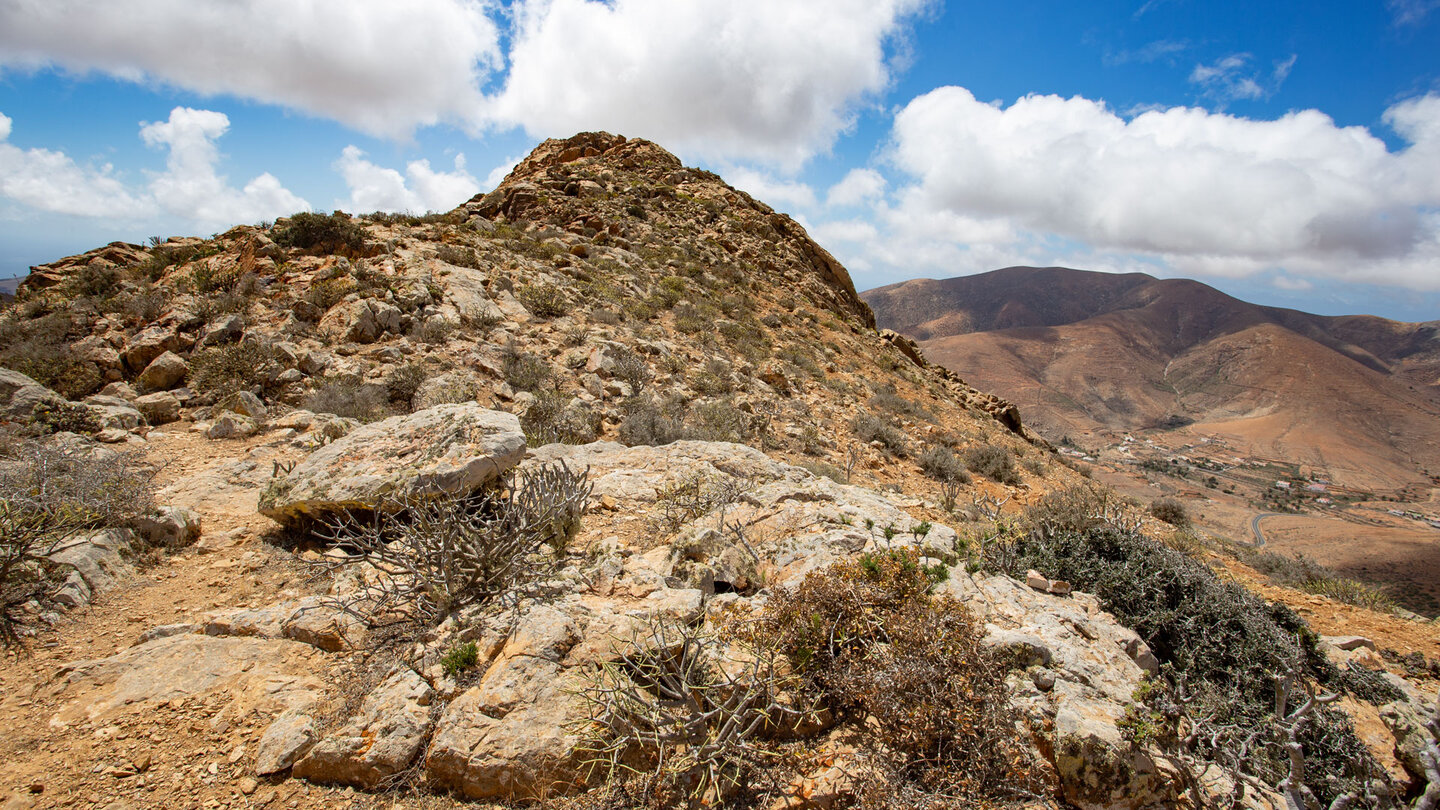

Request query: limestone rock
[
  {"left": 259, "top": 404, "right": 525, "bottom": 527},
  {"left": 256, "top": 710, "right": 319, "bottom": 775},
  {"left": 206, "top": 412, "right": 258, "bottom": 439},
  {"left": 48, "top": 529, "right": 137, "bottom": 604},
  {"left": 319, "top": 299, "right": 399, "bottom": 344},
  {"left": 136, "top": 351, "right": 188, "bottom": 391},
  {"left": 129, "top": 506, "right": 202, "bottom": 548},
  {"left": 133, "top": 392, "right": 181, "bottom": 425},
  {"left": 425, "top": 605, "right": 586, "bottom": 799},
  {"left": 0, "top": 368, "right": 63, "bottom": 420},
  {"left": 199, "top": 314, "right": 244, "bottom": 346},
  {"left": 121, "top": 326, "right": 187, "bottom": 372},
  {"left": 293, "top": 668, "right": 435, "bottom": 788}
]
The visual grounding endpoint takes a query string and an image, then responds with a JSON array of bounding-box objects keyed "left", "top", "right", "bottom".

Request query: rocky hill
[
  {"left": 0, "top": 135, "right": 1436, "bottom": 810},
  {"left": 865, "top": 267, "right": 1440, "bottom": 492}
]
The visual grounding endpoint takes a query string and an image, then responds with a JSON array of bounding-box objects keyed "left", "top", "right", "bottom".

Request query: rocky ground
[{"left": 0, "top": 133, "right": 1436, "bottom": 809}]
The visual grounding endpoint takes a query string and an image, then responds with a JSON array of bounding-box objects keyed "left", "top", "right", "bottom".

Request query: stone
[
  {"left": 129, "top": 507, "right": 202, "bottom": 548},
  {"left": 425, "top": 605, "right": 586, "bottom": 799},
  {"left": 259, "top": 405, "right": 526, "bottom": 527},
  {"left": 97, "top": 381, "right": 139, "bottom": 401},
  {"left": 133, "top": 392, "right": 180, "bottom": 425},
  {"left": 1026, "top": 569, "right": 1051, "bottom": 591},
  {"left": 121, "top": 326, "right": 186, "bottom": 372},
  {"left": 136, "top": 351, "right": 188, "bottom": 392},
  {"left": 1054, "top": 697, "right": 1182, "bottom": 810},
  {"left": 206, "top": 412, "right": 258, "bottom": 439},
  {"left": 319, "top": 299, "right": 388, "bottom": 344},
  {"left": 0, "top": 368, "right": 63, "bottom": 420},
  {"left": 199, "top": 314, "right": 245, "bottom": 346},
  {"left": 412, "top": 373, "right": 478, "bottom": 410},
  {"left": 293, "top": 668, "right": 435, "bottom": 788},
  {"left": 1323, "top": 635, "right": 1376, "bottom": 652},
  {"left": 48, "top": 529, "right": 137, "bottom": 604},
  {"left": 222, "top": 390, "right": 267, "bottom": 420},
  {"left": 256, "top": 710, "right": 319, "bottom": 775}
]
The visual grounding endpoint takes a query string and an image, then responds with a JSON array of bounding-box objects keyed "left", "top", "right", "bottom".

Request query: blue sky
[{"left": 1, "top": 0, "right": 1438, "bottom": 320}]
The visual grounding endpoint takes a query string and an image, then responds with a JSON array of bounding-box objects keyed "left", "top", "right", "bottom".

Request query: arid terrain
[{"left": 0, "top": 134, "right": 1436, "bottom": 810}]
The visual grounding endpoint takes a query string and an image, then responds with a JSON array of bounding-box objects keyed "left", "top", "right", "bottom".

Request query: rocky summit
[{"left": 0, "top": 133, "right": 1435, "bottom": 810}]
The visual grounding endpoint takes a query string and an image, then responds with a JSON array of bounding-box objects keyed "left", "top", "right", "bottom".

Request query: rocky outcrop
[
  {"left": 293, "top": 668, "right": 435, "bottom": 787},
  {"left": 0, "top": 368, "right": 63, "bottom": 421},
  {"left": 258, "top": 404, "right": 526, "bottom": 527}
]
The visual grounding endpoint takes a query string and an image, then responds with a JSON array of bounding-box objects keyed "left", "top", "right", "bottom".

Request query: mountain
[
  {"left": 2, "top": 135, "right": 1435, "bottom": 810},
  {"left": 864, "top": 267, "right": 1440, "bottom": 491}
]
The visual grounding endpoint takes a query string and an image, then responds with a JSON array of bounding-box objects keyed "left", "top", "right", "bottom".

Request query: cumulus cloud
[
  {"left": 0, "top": 0, "right": 501, "bottom": 139},
  {"left": 0, "top": 111, "right": 151, "bottom": 217},
  {"left": 858, "top": 87, "right": 1440, "bottom": 289},
  {"left": 335, "top": 146, "right": 480, "bottom": 213},
  {"left": 827, "top": 168, "right": 887, "bottom": 207},
  {"left": 480, "top": 0, "right": 930, "bottom": 166},
  {"left": 725, "top": 167, "right": 818, "bottom": 212},
  {"left": 0, "top": 107, "right": 305, "bottom": 226},
  {"left": 141, "top": 107, "right": 308, "bottom": 224}
]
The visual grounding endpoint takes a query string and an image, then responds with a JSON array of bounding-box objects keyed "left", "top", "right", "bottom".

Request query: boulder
[
  {"left": 221, "top": 390, "right": 267, "bottom": 420},
  {"left": 319, "top": 299, "right": 400, "bottom": 344},
  {"left": 293, "top": 668, "right": 435, "bottom": 788},
  {"left": 121, "top": 326, "right": 186, "bottom": 372},
  {"left": 258, "top": 405, "right": 526, "bottom": 527},
  {"left": 136, "top": 351, "right": 188, "bottom": 392},
  {"left": 133, "top": 392, "right": 181, "bottom": 425},
  {"left": 206, "top": 412, "right": 258, "bottom": 439},
  {"left": 49, "top": 529, "right": 137, "bottom": 605},
  {"left": 0, "top": 368, "right": 64, "bottom": 420},
  {"left": 129, "top": 506, "right": 202, "bottom": 548},
  {"left": 199, "top": 314, "right": 244, "bottom": 347},
  {"left": 256, "top": 710, "right": 319, "bottom": 775},
  {"left": 425, "top": 605, "right": 586, "bottom": 799},
  {"left": 411, "top": 372, "right": 477, "bottom": 410}
]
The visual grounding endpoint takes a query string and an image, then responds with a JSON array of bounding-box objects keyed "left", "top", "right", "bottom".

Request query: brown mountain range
[{"left": 864, "top": 267, "right": 1440, "bottom": 491}]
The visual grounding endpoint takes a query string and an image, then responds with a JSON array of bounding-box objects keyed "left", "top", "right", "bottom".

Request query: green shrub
[
  {"left": 991, "top": 519, "right": 1377, "bottom": 804},
  {"left": 618, "top": 397, "right": 687, "bottom": 447},
  {"left": 517, "top": 283, "right": 569, "bottom": 318},
  {"left": 273, "top": 211, "right": 368, "bottom": 255},
  {"left": 30, "top": 401, "right": 100, "bottom": 435},
  {"left": 440, "top": 641, "right": 480, "bottom": 677},
  {"left": 500, "top": 342, "right": 552, "bottom": 392},
  {"left": 522, "top": 391, "right": 599, "bottom": 446},
  {"left": 963, "top": 443, "right": 1021, "bottom": 485},
  {"left": 384, "top": 363, "right": 430, "bottom": 409}
]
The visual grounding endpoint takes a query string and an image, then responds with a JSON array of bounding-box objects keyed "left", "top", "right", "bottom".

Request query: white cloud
[
  {"left": 1273, "top": 275, "right": 1314, "bottom": 291},
  {"left": 827, "top": 168, "right": 887, "bottom": 207},
  {"left": 141, "top": 107, "right": 308, "bottom": 224},
  {"left": 481, "top": 156, "right": 523, "bottom": 193},
  {"left": 482, "top": 0, "right": 930, "bottom": 167},
  {"left": 724, "top": 167, "right": 818, "bottom": 212},
  {"left": 0, "top": 107, "right": 305, "bottom": 226},
  {"left": 1387, "top": 0, "right": 1440, "bottom": 26},
  {"left": 840, "top": 87, "right": 1440, "bottom": 290},
  {"left": 1188, "top": 53, "right": 1295, "bottom": 106},
  {"left": 0, "top": 0, "right": 501, "bottom": 139},
  {"left": 335, "top": 146, "right": 480, "bottom": 213},
  {"left": 0, "top": 111, "right": 151, "bottom": 218}
]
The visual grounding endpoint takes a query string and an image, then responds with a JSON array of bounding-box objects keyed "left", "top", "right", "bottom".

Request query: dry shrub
[
  {"left": 750, "top": 549, "right": 1048, "bottom": 806},
  {"left": 851, "top": 413, "right": 907, "bottom": 457},
  {"left": 189, "top": 341, "right": 275, "bottom": 399},
  {"left": 313, "top": 460, "right": 590, "bottom": 627},
  {"left": 273, "top": 211, "right": 369, "bottom": 256},
  {"left": 522, "top": 391, "right": 600, "bottom": 446},
  {"left": 917, "top": 445, "right": 969, "bottom": 483},
  {"left": 302, "top": 377, "right": 389, "bottom": 422},
  {"left": 963, "top": 443, "right": 1021, "bottom": 486},
  {"left": 1148, "top": 497, "right": 1190, "bottom": 526}
]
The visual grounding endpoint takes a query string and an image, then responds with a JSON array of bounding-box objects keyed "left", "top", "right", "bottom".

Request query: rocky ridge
[{"left": 0, "top": 134, "right": 1435, "bottom": 809}]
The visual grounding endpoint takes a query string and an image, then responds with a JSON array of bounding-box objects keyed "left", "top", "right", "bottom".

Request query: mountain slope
[{"left": 864, "top": 267, "right": 1440, "bottom": 491}]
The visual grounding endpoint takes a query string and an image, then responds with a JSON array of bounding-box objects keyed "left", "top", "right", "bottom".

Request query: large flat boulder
[
  {"left": 0, "top": 367, "right": 64, "bottom": 420},
  {"left": 258, "top": 404, "right": 526, "bottom": 527}
]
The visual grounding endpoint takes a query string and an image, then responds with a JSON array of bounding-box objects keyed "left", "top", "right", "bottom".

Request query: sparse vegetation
[
  {"left": 963, "top": 443, "right": 1021, "bottom": 485},
  {"left": 302, "top": 377, "right": 389, "bottom": 422},
  {"left": 0, "top": 442, "right": 155, "bottom": 645},
  {"left": 188, "top": 341, "right": 275, "bottom": 399},
  {"left": 1148, "top": 496, "right": 1190, "bottom": 526},
  {"left": 517, "top": 282, "right": 569, "bottom": 317},
  {"left": 273, "top": 211, "right": 369, "bottom": 256},
  {"left": 989, "top": 506, "right": 1379, "bottom": 806},
  {"left": 1242, "top": 549, "right": 1396, "bottom": 612},
  {"left": 851, "top": 413, "right": 907, "bottom": 456},
  {"left": 312, "top": 460, "right": 591, "bottom": 627},
  {"left": 917, "top": 444, "right": 969, "bottom": 483}
]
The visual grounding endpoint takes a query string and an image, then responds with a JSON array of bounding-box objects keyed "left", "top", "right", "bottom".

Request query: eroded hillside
[{"left": 0, "top": 134, "right": 1436, "bottom": 810}]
